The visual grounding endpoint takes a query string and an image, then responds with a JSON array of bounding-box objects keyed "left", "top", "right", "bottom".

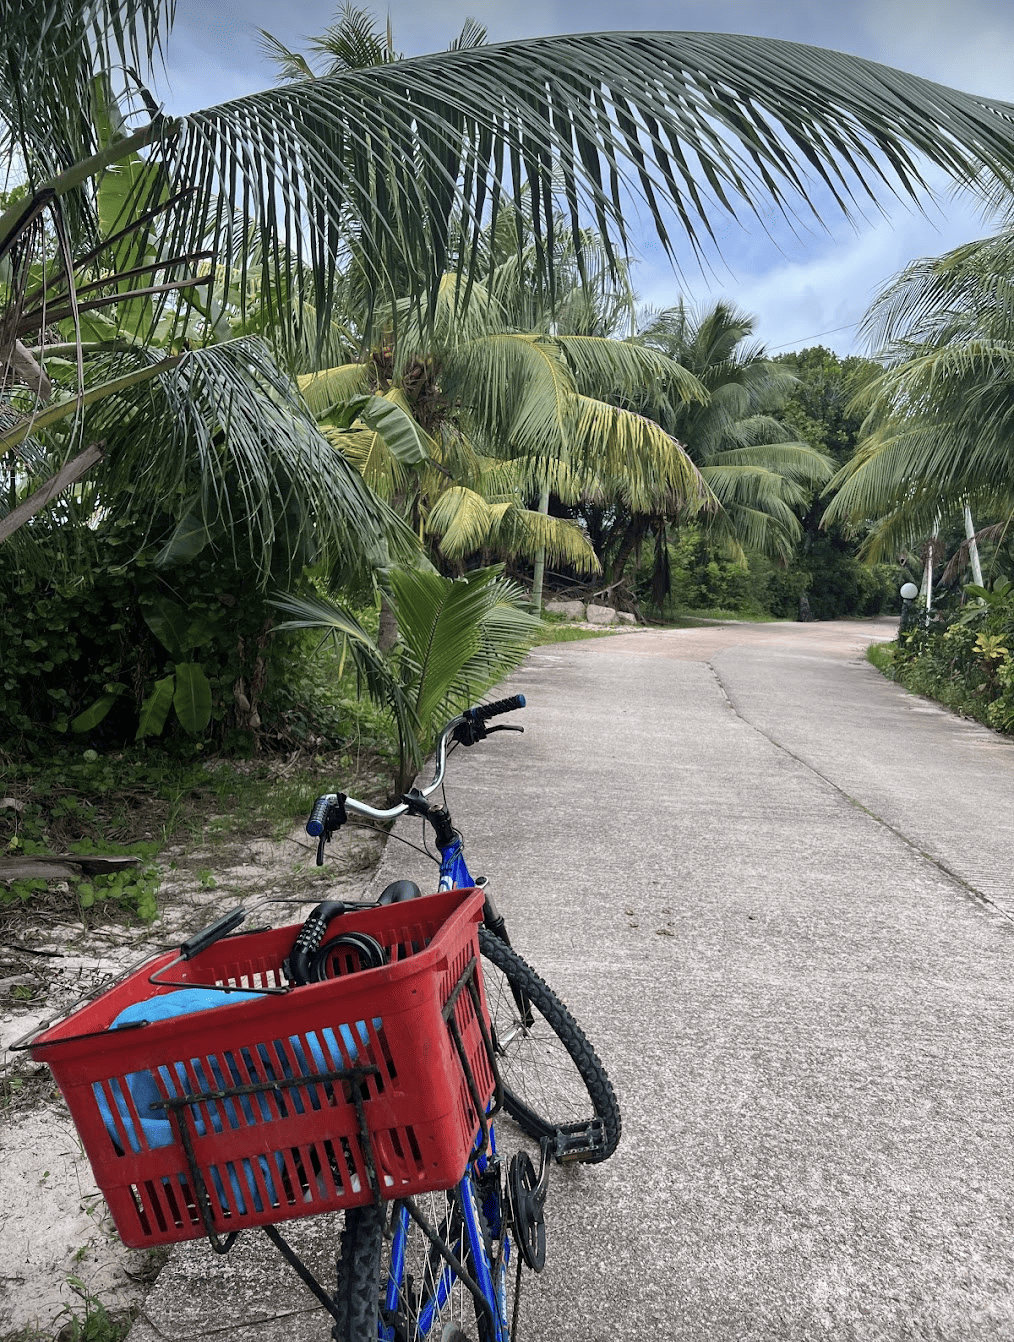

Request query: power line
[{"left": 767, "top": 322, "right": 858, "bottom": 352}]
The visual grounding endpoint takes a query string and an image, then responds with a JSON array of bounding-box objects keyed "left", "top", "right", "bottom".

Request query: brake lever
[{"left": 486, "top": 725, "right": 524, "bottom": 735}]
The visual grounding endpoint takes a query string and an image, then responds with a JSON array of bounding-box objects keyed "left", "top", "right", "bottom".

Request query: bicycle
[
  {"left": 305, "top": 692, "right": 622, "bottom": 1340},
  {"left": 19, "top": 695, "right": 618, "bottom": 1342}
]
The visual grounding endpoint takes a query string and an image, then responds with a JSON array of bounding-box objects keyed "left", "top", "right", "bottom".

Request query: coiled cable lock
[{"left": 286, "top": 901, "right": 388, "bottom": 985}]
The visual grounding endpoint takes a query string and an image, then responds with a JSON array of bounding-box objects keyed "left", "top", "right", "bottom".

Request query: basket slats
[{"left": 30, "top": 889, "right": 494, "bottom": 1248}]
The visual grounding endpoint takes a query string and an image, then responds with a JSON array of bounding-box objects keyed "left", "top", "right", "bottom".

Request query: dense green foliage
[
  {"left": 0, "top": 515, "right": 334, "bottom": 756},
  {"left": 603, "top": 344, "right": 897, "bottom": 623},
  {"left": 870, "top": 584, "right": 1014, "bottom": 734}
]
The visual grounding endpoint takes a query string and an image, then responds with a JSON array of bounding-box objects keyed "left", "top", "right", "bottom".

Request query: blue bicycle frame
[
  {"left": 378, "top": 834, "right": 512, "bottom": 1341},
  {"left": 437, "top": 833, "right": 474, "bottom": 893}
]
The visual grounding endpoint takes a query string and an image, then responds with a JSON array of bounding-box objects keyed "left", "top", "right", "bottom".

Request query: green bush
[
  {"left": 648, "top": 527, "right": 897, "bottom": 622},
  {"left": 0, "top": 515, "right": 340, "bottom": 756},
  {"left": 872, "top": 585, "right": 1014, "bottom": 733}
]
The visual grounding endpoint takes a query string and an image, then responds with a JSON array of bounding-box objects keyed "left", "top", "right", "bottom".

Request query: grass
[
  {"left": 0, "top": 744, "right": 392, "bottom": 931},
  {"left": 2, "top": 1284, "right": 135, "bottom": 1342},
  {"left": 529, "top": 622, "right": 621, "bottom": 644},
  {"left": 866, "top": 641, "right": 896, "bottom": 674}
]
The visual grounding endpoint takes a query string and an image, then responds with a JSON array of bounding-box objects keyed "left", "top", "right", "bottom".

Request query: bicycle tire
[
  {"left": 478, "top": 927, "right": 621, "bottom": 1164},
  {"left": 332, "top": 1200, "right": 384, "bottom": 1342},
  {"left": 336, "top": 1182, "right": 504, "bottom": 1342}
]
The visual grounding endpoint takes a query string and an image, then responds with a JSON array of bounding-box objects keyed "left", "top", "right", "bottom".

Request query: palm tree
[
  {"left": 575, "top": 301, "right": 830, "bottom": 604},
  {"left": 300, "top": 271, "right": 712, "bottom": 608},
  {"left": 823, "top": 231, "right": 1014, "bottom": 563},
  {"left": 8, "top": 0, "right": 1014, "bottom": 556},
  {"left": 637, "top": 301, "right": 832, "bottom": 560}
]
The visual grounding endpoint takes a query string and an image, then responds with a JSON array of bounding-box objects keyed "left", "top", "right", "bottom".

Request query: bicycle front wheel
[{"left": 478, "top": 927, "right": 621, "bottom": 1164}]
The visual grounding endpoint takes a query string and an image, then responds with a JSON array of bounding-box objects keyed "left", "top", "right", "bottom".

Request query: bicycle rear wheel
[{"left": 478, "top": 928, "right": 621, "bottom": 1163}]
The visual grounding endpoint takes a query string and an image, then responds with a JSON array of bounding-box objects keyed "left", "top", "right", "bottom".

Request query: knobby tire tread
[
  {"left": 478, "top": 926, "right": 621, "bottom": 1163},
  {"left": 333, "top": 1202, "right": 384, "bottom": 1342}
]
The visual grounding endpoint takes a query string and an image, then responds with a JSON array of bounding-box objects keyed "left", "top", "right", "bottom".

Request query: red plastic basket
[{"left": 28, "top": 889, "right": 496, "bottom": 1249}]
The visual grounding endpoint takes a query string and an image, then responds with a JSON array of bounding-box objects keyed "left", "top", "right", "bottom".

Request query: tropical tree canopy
[
  {"left": 8, "top": 1, "right": 1014, "bottom": 568},
  {"left": 634, "top": 301, "right": 834, "bottom": 561},
  {"left": 824, "top": 230, "right": 1014, "bottom": 559},
  {"left": 304, "top": 281, "right": 713, "bottom": 574}
]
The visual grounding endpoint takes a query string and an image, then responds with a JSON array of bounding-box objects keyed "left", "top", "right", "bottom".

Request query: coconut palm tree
[
  {"left": 8, "top": 0, "right": 1014, "bottom": 557},
  {"left": 634, "top": 301, "right": 834, "bottom": 561},
  {"left": 574, "top": 301, "right": 831, "bottom": 603},
  {"left": 299, "top": 270, "right": 712, "bottom": 596},
  {"left": 823, "top": 231, "right": 1014, "bottom": 563}
]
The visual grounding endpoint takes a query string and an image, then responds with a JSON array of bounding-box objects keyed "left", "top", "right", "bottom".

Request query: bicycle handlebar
[
  {"left": 464, "top": 693, "right": 526, "bottom": 724},
  {"left": 306, "top": 695, "right": 526, "bottom": 837}
]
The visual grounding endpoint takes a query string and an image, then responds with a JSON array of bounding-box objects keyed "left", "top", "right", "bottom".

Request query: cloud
[
  {"left": 632, "top": 187, "right": 990, "bottom": 357},
  {"left": 855, "top": 0, "right": 1014, "bottom": 98}
]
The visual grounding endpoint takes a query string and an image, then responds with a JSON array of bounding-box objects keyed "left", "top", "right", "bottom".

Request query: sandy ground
[{"left": 0, "top": 820, "right": 385, "bottom": 1340}]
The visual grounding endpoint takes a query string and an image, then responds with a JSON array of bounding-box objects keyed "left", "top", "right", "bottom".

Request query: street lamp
[{"left": 899, "top": 582, "right": 918, "bottom": 633}]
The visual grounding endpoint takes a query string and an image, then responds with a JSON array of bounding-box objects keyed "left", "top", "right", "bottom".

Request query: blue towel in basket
[{"left": 95, "top": 989, "right": 377, "bottom": 1214}]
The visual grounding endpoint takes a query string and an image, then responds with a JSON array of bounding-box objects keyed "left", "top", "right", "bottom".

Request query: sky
[{"left": 154, "top": 0, "right": 1014, "bottom": 358}]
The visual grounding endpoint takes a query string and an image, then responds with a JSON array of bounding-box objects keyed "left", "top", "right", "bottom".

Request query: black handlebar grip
[
  {"left": 180, "top": 908, "right": 246, "bottom": 960},
  {"left": 306, "top": 795, "right": 332, "bottom": 837},
  {"left": 469, "top": 693, "right": 526, "bottom": 723}
]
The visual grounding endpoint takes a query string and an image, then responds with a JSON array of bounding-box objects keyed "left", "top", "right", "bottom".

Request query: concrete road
[{"left": 129, "top": 618, "right": 1014, "bottom": 1341}]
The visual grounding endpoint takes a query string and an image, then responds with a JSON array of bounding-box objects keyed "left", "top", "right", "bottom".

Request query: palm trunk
[
  {"left": 529, "top": 484, "right": 551, "bottom": 614},
  {"left": 377, "top": 591, "right": 399, "bottom": 653},
  {"left": 964, "top": 503, "right": 984, "bottom": 587}
]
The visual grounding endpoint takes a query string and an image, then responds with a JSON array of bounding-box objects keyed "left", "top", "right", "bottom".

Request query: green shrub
[
  {"left": 868, "top": 584, "right": 1014, "bottom": 734},
  {"left": 0, "top": 515, "right": 339, "bottom": 756}
]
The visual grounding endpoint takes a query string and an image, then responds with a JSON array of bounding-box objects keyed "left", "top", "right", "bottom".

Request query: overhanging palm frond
[
  {"left": 568, "top": 396, "right": 712, "bottom": 512},
  {"left": 21, "top": 27, "right": 1014, "bottom": 330}
]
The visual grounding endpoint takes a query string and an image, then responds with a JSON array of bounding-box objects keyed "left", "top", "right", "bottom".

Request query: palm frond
[
  {"left": 1, "top": 336, "right": 412, "bottom": 579},
  {"left": 390, "top": 565, "right": 541, "bottom": 729},
  {"left": 708, "top": 438, "right": 834, "bottom": 484},
  {"left": 552, "top": 335, "right": 708, "bottom": 407},
  {"left": 427, "top": 484, "right": 599, "bottom": 571},
  {"left": 568, "top": 396, "right": 712, "bottom": 511},
  {"left": 20, "top": 29, "right": 1014, "bottom": 327},
  {"left": 298, "top": 363, "right": 373, "bottom": 417},
  {"left": 269, "top": 588, "right": 419, "bottom": 759}
]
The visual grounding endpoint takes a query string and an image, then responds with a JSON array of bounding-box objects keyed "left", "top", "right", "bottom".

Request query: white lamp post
[{"left": 899, "top": 581, "right": 918, "bottom": 633}]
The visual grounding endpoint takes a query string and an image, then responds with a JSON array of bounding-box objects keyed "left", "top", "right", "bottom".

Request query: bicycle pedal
[{"left": 552, "top": 1117, "right": 607, "bottom": 1162}]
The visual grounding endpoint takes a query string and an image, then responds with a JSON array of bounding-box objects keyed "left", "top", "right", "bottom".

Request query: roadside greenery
[
  {"left": 866, "top": 582, "right": 1014, "bottom": 734},
  {"left": 7, "top": 0, "right": 1014, "bottom": 937}
]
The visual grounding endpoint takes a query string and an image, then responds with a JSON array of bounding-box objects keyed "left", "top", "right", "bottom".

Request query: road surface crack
[{"left": 709, "top": 662, "right": 1014, "bottom": 928}]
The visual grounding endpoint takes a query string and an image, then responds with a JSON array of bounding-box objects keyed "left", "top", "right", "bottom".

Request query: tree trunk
[
  {"left": 529, "top": 484, "right": 551, "bottom": 614},
  {"left": 0, "top": 441, "right": 103, "bottom": 544},
  {"left": 604, "top": 516, "right": 644, "bottom": 588},
  {"left": 377, "top": 591, "right": 399, "bottom": 653},
  {"left": 964, "top": 503, "right": 984, "bottom": 587}
]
